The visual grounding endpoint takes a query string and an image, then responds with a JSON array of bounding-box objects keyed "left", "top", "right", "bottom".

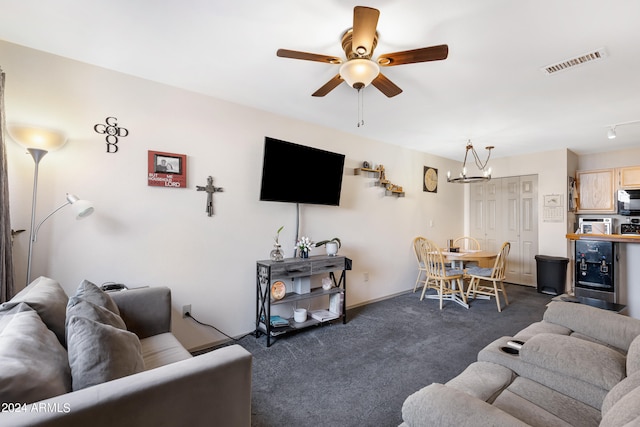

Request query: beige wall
[
  {"left": 2, "top": 41, "right": 465, "bottom": 350},
  {"left": 578, "top": 147, "right": 640, "bottom": 170}
]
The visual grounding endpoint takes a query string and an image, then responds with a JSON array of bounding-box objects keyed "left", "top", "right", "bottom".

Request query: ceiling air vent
[{"left": 540, "top": 48, "right": 608, "bottom": 75}]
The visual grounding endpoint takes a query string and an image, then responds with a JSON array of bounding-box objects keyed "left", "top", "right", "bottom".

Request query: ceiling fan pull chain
[{"left": 357, "top": 87, "right": 365, "bottom": 127}]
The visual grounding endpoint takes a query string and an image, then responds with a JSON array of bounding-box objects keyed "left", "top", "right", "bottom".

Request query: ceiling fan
[{"left": 277, "top": 6, "right": 449, "bottom": 98}]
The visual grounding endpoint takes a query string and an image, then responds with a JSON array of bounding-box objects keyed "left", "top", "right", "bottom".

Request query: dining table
[
  {"left": 441, "top": 249, "right": 497, "bottom": 270},
  {"left": 441, "top": 249, "right": 498, "bottom": 303}
]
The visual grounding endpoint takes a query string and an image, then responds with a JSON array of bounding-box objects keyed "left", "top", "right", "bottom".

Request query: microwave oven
[
  {"left": 579, "top": 217, "right": 612, "bottom": 234},
  {"left": 618, "top": 190, "right": 640, "bottom": 216}
]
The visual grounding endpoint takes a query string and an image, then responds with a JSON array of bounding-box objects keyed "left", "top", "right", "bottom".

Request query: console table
[{"left": 255, "top": 255, "right": 352, "bottom": 347}]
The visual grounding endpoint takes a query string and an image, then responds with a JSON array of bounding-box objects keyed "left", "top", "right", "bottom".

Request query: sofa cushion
[
  {"left": 140, "top": 332, "right": 192, "bottom": 370},
  {"left": 72, "top": 280, "right": 120, "bottom": 315},
  {"left": 6, "top": 276, "right": 68, "bottom": 345},
  {"left": 402, "top": 383, "right": 529, "bottom": 427},
  {"left": 66, "top": 297, "right": 126, "bottom": 331},
  {"left": 512, "top": 321, "right": 572, "bottom": 342},
  {"left": 602, "top": 371, "right": 640, "bottom": 416},
  {"left": 67, "top": 315, "right": 144, "bottom": 391},
  {"left": 478, "top": 336, "right": 611, "bottom": 409},
  {"left": 0, "top": 303, "right": 71, "bottom": 403},
  {"left": 521, "top": 333, "right": 626, "bottom": 391},
  {"left": 627, "top": 334, "right": 640, "bottom": 375},
  {"left": 495, "top": 376, "right": 601, "bottom": 427},
  {"left": 543, "top": 301, "right": 640, "bottom": 352},
  {"left": 600, "top": 384, "right": 640, "bottom": 427},
  {"left": 446, "top": 361, "right": 515, "bottom": 403}
]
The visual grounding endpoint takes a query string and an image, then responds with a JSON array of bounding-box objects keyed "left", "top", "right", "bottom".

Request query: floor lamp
[{"left": 8, "top": 125, "right": 95, "bottom": 285}]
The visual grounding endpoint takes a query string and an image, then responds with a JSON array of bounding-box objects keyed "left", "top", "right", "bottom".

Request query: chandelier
[{"left": 447, "top": 140, "right": 494, "bottom": 184}]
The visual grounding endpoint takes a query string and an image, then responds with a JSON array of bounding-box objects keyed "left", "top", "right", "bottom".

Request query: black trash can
[{"left": 535, "top": 255, "right": 569, "bottom": 295}]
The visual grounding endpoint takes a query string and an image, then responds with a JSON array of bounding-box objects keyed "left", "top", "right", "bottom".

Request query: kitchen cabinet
[
  {"left": 576, "top": 168, "right": 616, "bottom": 213},
  {"left": 619, "top": 166, "right": 640, "bottom": 189}
]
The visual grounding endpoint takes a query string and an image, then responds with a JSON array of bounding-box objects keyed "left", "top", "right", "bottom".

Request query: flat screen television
[{"left": 259, "top": 137, "right": 345, "bottom": 206}]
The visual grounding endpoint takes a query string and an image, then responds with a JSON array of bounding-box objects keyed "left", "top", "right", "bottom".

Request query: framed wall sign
[{"left": 148, "top": 150, "right": 187, "bottom": 188}]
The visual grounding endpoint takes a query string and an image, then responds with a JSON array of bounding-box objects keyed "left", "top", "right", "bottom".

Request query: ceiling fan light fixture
[{"left": 339, "top": 59, "right": 380, "bottom": 89}]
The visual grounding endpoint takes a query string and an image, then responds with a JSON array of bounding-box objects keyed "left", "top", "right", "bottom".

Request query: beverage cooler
[{"left": 575, "top": 240, "right": 618, "bottom": 303}]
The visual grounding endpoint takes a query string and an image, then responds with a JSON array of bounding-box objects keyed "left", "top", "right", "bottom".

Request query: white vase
[{"left": 325, "top": 241, "right": 339, "bottom": 256}]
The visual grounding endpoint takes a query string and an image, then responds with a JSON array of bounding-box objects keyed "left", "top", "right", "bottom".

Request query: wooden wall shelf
[{"left": 354, "top": 164, "right": 405, "bottom": 197}]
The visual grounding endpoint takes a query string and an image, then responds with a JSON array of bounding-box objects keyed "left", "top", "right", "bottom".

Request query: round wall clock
[
  {"left": 424, "top": 166, "right": 438, "bottom": 193},
  {"left": 270, "top": 281, "right": 286, "bottom": 300}
]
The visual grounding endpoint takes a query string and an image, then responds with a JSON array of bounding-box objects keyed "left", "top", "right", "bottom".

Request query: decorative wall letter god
[{"left": 94, "top": 117, "right": 129, "bottom": 153}]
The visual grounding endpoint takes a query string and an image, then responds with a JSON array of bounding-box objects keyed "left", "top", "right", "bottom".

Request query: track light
[{"left": 606, "top": 120, "right": 640, "bottom": 139}]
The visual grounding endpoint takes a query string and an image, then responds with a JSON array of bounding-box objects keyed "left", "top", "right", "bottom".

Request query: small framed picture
[{"left": 148, "top": 150, "right": 187, "bottom": 188}]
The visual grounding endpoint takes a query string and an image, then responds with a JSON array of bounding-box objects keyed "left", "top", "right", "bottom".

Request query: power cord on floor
[{"left": 184, "top": 312, "right": 253, "bottom": 344}]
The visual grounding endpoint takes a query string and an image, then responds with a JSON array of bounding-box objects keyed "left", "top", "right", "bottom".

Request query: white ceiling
[{"left": 1, "top": 0, "right": 639, "bottom": 160}]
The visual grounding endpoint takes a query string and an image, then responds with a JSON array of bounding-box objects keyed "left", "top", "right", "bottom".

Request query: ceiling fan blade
[
  {"left": 312, "top": 74, "right": 344, "bottom": 97},
  {"left": 277, "top": 49, "right": 342, "bottom": 64},
  {"left": 352, "top": 6, "right": 379, "bottom": 56},
  {"left": 377, "top": 44, "right": 449, "bottom": 66},
  {"left": 371, "top": 73, "right": 403, "bottom": 98}
]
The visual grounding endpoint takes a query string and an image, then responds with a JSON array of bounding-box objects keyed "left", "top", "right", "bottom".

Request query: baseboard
[{"left": 347, "top": 288, "right": 414, "bottom": 309}]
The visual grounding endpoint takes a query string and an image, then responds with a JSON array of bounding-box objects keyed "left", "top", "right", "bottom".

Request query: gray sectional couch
[
  {"left": 401, "top": 300, "right": 640, "bottom": 427},
  {"left": 0, "top": 277, "right": 252, "bottom": 426}
]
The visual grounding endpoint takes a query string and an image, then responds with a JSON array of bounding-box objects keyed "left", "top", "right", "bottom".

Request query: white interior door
[
  {"left": 469, "top": 175, "right": 538, "bottom": 286},
  {"left": 518, "top": 175, "right": 538, "bottom": 286}
]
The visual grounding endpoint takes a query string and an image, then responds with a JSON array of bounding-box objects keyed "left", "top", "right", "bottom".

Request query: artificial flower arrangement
[{"left": 295, "top": 236, "right": 314, "bottom": 254}]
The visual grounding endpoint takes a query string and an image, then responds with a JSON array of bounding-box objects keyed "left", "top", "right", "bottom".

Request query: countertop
[{"left": 566, "top": 233, "right": 640, "bottom": 243}]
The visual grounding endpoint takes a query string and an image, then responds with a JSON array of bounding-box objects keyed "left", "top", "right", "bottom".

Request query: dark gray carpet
[{"left": 234, "top": 284, "right": 552, "bottom": 427}]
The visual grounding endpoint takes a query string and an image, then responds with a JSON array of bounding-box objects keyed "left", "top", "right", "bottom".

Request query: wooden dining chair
[
  {"left": 412, "top": 236, "right": 428, "bottom": 292},
  {"left": 453, "top": 236, "right": 480, "bottom": 251},
  {"left": 419, "top": 238, "right": 468, "bottom": 309},
  {"left": 465, "top": 241, "right": 511, "bottom": 312}
]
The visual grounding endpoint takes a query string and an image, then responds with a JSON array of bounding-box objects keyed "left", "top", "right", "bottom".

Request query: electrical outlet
[{"left": 182, "top": 304, "right": 191, "bottom": 318}]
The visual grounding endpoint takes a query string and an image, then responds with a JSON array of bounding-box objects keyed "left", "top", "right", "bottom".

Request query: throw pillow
[
  {"left": 66, "top": 297, "right": 127, "bottom": 332},
  {"left": 0, "top": 303, "right": 71, "bottom": 404},
  {"left": 72, "top": 280, "right": 120, "bottom": 315},
  {"left": 67, "top": 315, "right": 144, "bottom": 391},
  {"left": 6, "top": 276, "right": 69, "bottom": 346}
]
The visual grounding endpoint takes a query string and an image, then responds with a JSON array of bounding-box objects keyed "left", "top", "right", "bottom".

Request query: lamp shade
[
  {"left": 7, "top": 124, "right": 67, "bottom": 151},
  {"left": 339, "top": 59, "right": 380, "bottom": 88},
  {"left": 66, "top": 194, "right": 94, "bottom": 219}
]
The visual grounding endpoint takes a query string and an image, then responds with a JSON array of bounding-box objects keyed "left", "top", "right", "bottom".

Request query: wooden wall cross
[{"left": 196, "top": 176, "right": 224, "bottom": 216}]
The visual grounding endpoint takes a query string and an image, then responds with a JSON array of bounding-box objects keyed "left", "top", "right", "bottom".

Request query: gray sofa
[
  {"left": 401, "top": 301, "right": 640, "bottom": 427},
  {"left": 0, "top": 277, "right": 252, "bottom": 426}
]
